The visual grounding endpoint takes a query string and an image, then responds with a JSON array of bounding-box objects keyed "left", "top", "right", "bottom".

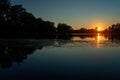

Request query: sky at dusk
[{"left": 11, "top": 0, "right": 120, "bottom": 29}]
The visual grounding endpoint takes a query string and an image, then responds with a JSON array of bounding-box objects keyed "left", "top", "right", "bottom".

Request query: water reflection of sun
[
  {"left": 96, "top": 33, "right": 107, "bottom": 48},
  {"left": 71, "top": 33, "right": 108, "bottom": 48},
  {"left": 96, "top": 33, "right": 101, "bottom": 48}
]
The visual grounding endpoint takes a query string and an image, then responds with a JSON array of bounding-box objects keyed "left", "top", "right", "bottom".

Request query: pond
[{"left": 0, "top": 33, "right": 120, "bottom": 80}]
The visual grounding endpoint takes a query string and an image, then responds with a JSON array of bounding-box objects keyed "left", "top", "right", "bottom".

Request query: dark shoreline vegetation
[{"left": 0, "top": 0, "right": 120, "bottom": 39}]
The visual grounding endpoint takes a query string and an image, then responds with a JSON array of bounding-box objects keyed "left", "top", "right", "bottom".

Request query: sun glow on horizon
[
  {"left": 97, "top": 27, "right": 102, "bottom": 31},
  {"left": 95, "top": 23, "right": 105, "bottom": 31}
]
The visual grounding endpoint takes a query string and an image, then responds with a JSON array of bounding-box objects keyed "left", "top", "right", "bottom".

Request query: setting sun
[
  {"left": 94, "top": 23, "right": 105, "bottom": 31},
  {"left": 97, "top": 27, "right": 102, "bottom": 31}
]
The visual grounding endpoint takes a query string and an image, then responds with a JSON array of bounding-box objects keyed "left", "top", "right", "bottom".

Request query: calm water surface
[{"left": 0, "top": 34, "right": 120, "bottom": 79}]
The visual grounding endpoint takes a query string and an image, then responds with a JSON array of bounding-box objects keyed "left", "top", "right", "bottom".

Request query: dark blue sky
[{"left": 11, "top": 0, "right": 120, "bottom": 29}]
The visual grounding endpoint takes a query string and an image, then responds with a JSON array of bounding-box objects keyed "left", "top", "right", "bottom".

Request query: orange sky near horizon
[{"left": 71, "top": 22, "right": 108, "bottom": 30}]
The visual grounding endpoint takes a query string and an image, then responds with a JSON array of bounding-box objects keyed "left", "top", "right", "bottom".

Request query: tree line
[
  {"left": 0, "top": 0, "right": 120, "bottom": 38},
  {"left": 104, "top": 23, "right": 120, "bottom": 35},
  {"left": 0, "top": 0, "right": 74, "bottom": 38}
]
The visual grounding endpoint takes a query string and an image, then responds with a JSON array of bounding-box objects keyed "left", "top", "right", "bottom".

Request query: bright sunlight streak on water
[
  {"left": 96, "top": 33, "right": 108, "bottom": 48},
  {"left": 96, "top": 33, "right": 101, "bottom": 48},
  {"left": 71, "top": 33, "right": 108, "bottom": 48}
]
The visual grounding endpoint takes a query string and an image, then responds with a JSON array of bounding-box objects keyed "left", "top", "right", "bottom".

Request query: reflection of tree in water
[
  {"left": 56, "top": 34, "right": 120, "bottom": 48},
  {"left": 78, "top": 35, "right": 95, "bottom": 39},
  {"left": 108, "top": 35, "right": 120, "bottom": 41},
  {"left": 57, "top": 34, "right": 96, "bottom": 40},
  {"left": 0, "top": 35, "right": 120, "bottom": 69},
  {"left": 0, "top": 39, "right": 56, "bottom": 69},
  {"left": 107, "top": 35, "right": 120, "bottom": 45},
  {"left": 57, "top": 35, "right": 72, "bottom": 40},
  {"left": 0, "top": 45, "right": 36, "bottom": 69}
]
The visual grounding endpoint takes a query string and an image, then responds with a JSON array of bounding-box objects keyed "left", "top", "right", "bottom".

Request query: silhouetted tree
[
  {"left": 20, "top": 12, "right": 36, "bottom": 35},
  {"left": 0, "top": 0, "right": 10, "bottom": 26},
  {"left": 73, "top": 27, "right": 96, "bottom": 34},
  {"left": 0, "top": 0, "right": 68, "bottom": 38},
  {"left": 10, "top": 5, "right": 26, "bottom": 26},
  {"left": 79, "top": 28, "right": 87, "bottom": 33},
  {"left": 107, "top": 23, "right": 120, "bottom": 34},
  {"left": 57, "top": 23, "right": 73, "bottom": 35},
  {"left": 42, "top": 21, "right": 56, "bottom": 34}
]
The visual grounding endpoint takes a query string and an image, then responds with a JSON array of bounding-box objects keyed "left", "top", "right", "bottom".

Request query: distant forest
[{"left": 0, "top": 0, "right": 120, "bottom": 38}]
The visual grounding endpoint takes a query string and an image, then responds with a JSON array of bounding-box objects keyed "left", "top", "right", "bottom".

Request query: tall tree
[
  {"left": 57, "top": 23, "right": 73, "bottom": 34},
  {"left": 10, "top": 5, "right": 26, "bottom": 26},
  {"left": 0, "top": 0, "right": 10, "bottom": 25}
]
